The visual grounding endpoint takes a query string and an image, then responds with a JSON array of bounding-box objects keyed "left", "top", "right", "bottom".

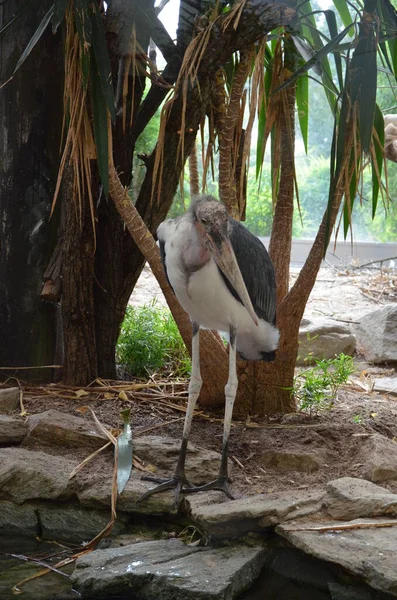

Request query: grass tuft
[
  {"left": 116, "top": 301, "right": 191, "bottom": 378},
  {"left": 293, "top": 353, "right": 355, "bottom": 415}
]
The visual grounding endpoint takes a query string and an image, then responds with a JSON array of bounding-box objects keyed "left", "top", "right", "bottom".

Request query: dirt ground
[{"left": 6, "top": 263, "right": 397, "bottom": 499}]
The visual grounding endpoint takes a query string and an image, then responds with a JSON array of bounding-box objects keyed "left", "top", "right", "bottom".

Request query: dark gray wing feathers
[
  {"left": 218, "top": 219, "right": 277, "bottom": 325},
  {"left": 159, "top": 239, "right": 173, "bottom": 290}
]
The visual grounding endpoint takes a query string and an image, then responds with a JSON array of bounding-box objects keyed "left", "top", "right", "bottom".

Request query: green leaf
[
  {"left": 224, "top": 54, "right": 236, "bottom": 94},
  {"left": 116, "top": 409, "right": 133, "bottom": 495},
  {"left": 91, "top": 53, "right": 109, "bottom": 197},
  {"left": 270, "top": 125, "right": 280, "bottom": 206},
  {"left": 349, "top": 23, "right": 377, "bottom": 153},
  {"left": 292, "top": 35, "right": 321, "bottom": 76},
  {"left": 324, "top": 10, "right": 343, "bottom": 90},
  {"left": 256, "top": 60, "right": 273, "bottom": 179},
  {"left": 343, "top": 151, "right": 358, "bottom": 239},
  {"left": 324, "top": 119, "right": 338, "bottom": 256},
  {"left": 272, "top": 24, "right": 353, "bottom": 95},
  {"left": 296, "top": 73, "right": 309, "bottom": 154},
  {"left": 377, "top": 0, "right": 397, "bottom": 77},
  {"left": 90, "top": 3, "right": 115, "bottom": 120},
  {"left": 12, "top": 6, "right": 54, "bottom": 76},
  {"left": 332, "top": 0, "right": 354, "bottom": 34},
  {"left": 81, "top": 48, "right": 90, "bottom": 90},
  {"left": 371, "top": 105, "right": 384, "bottom": 219},
  {"left": 256, "top": 97, "right": 267, "bottom": 179},
  {"left": 52, "top": 0, "right": 68, "bottom": 34},
  {"left": 297, "top": 0, "right": 339, "bottom": 112}
]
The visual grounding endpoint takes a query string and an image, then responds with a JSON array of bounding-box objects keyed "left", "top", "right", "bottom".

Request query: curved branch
[{"left": 136, "top": 0, "right": 296, "bottom": 221}]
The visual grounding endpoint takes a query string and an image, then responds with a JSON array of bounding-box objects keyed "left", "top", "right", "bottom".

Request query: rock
[
  {"left": 264, "top": 545, "right": 338, "bottom": 592},
  {"left": 259, "top": 448, "right": 326, "bottom": 473},
  {"left": 0, "top": 500, "right": 38, "bottom": 536},
  {"left": 277, "top": 518, "right": 397, "bottom": 597},
  {"left": 297, "top": 318, "right": 356, "bottom": 365},
  {"left": 325, "top": 477, "right": 397, "bottom": 520},
  {"left": 78, "top": 471, "right": 177, "bottom": 516},
  {"left": 374, "top": 377, "right": 397, "bottom": 395},
  {"left": 0, "top": 414, "right": 28, "bottom": 444},
  {"left": 328, "top": 582, "right": 372, "bottom": 600},
  {"left": 358, "top": 434, "right": 397, "bottom": 483},
  {"left": 37, "top": 504, "right": 127, "bottom": 543},
  {"left": 354, "top": 305, "right": 397, "bottom": 363},
  {"left": 186, "top": 490, "right": 324, "bottom": 540},
  {"left": 0, "top": 447, "right": 77, "bottom": 503},
  {"left": 72, "top": 538, "right": 266, "bottom": 600},
  {"left": 134, "top": 436, "right": 225, "bottom": 485},
  {"left": 22, "top": 409, "right": 108, "bottom": 449},
  {"left": 0, "top": 387, "right": 20, "bottom": 414}
]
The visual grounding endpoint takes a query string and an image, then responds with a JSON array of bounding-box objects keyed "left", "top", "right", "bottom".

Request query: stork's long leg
[
  {"left": 184, "top": 325, "right": 237, "bottom": 499},
  {"left": 136, "top": 322, "right": 202, "bottom": 505}
]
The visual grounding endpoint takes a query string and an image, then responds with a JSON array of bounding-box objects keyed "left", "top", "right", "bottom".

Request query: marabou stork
[{"left": 139, "top": 195, "right": 279, "bottom": 502}]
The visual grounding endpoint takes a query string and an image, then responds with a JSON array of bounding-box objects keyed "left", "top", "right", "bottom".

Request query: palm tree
[{"left": 1, "top": 0, "right": 396, "bottom": 415}]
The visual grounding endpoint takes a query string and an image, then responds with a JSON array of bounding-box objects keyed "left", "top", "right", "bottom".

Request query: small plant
[
  {"left": 116, "top": 301, "right": 191, "bottom": 378},
  {"left": 293, "top": 353, "right": 355, "bottom": 415},
  {"left": 352, "top": 414, "right": 363, "bottom": 424}
]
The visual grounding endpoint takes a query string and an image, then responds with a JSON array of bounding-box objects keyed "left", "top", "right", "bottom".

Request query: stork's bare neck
[
  {"left": 189, "top": 196, "right": 258, "bottom": 325},
  {"left": 180, "top": 196, "right": 231, "bottom": 272}
]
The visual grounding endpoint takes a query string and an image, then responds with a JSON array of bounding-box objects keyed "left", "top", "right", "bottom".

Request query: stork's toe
[
  {"left": 182, "top": 476, "right": 234, "bottom": 499},
  {"left": 136, "top": 474, "right": 193, "bottom": 506}
]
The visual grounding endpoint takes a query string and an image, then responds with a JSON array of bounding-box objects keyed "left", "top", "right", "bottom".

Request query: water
[
  {"left": 0, "top": 537, "right": 395, "bottom": 600},
  {"left": 0, "top": 537, "right": 78, "bottom": 600}
]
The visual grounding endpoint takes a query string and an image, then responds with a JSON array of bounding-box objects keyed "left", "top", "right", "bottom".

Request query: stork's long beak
[{"left": 207, "top": 232, "right": 258, "bottom": 327}]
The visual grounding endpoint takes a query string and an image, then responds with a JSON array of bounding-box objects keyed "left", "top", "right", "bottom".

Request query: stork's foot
[
  {"left": 182, "top": 476, "right": 234, "bottom": 499},
  {"left": 136, "top": 474, "right": 193, "bottom": 506}
]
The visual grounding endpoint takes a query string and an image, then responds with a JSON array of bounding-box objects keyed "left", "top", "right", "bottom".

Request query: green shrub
[
  {"left": 293, "top": 353, "right": 355, "bottom": 415},
  {"left": 116, "top": 302, "right": 191, "bottom": 378}
]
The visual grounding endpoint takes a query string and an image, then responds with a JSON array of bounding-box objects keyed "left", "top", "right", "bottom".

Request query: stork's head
[{"left": 191, "top": 196, "right": 258, "bottom": 326}]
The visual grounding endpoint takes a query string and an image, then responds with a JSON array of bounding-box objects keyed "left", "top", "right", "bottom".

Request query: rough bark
[
  {"left": 0, "top": 1, "right": 63, "bottom": 378},
  {"left": 218, "top": 49, "right": 252, "bottom": 217},
  {"left": 268, "top": 39, "right": 297, "bottom": 304},
  {"left": 61, "top": 167, "right": 97, "bottom": 385},
  {"left": 92, "top": 1, "right": 154, "bottom": 379},
  {"left": 189, "top": 143, "right": 200, "bottom": 195}
]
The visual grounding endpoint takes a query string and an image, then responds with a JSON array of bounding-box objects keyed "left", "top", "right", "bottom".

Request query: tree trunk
[
  {"left": 61, "top": 167, "right": 98, "bottom": 385},
  {"left": 268, "top": 36, "right": 297, "bottom": 304},
  {"left": 94, "top": 0, "right": 296, "bottom": 387},
  {"left": 0, "top": 1, "right": 63, "bottom": 379}
]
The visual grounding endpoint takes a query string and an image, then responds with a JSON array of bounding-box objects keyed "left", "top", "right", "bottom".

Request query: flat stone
[
  {"left": 0, "top": 387, "right": 20, "bottom": 414},
  {"left": 134, "top": 436, "right": 225, "bottom": 485},
  {"left": 325, "top": 477, "right": 397, "bottom": 520},
  {"left": 354, "top": 305, "right": 397, "bottom": 363},
  {"left": 0, "top": 500, "right": 38, "bottom": 536},
  {"left": 186, "top": 490, "right": 324, "bottom": 540},
  {"left": 72, "top": 539, "right": 266, "bottom": 600},
  {"left": 37, "top": 504, "right": 127, "bottom": 543},
  {"left": 259, "top": 448, "right": 326, "bottom": 473},
  {"left": 78, "top": 471, "right": 177, "bottom": 516},
  {"left": 358, "top": 434, "right": 397, "bottom": 483},
  {"left": 328, "top": 582, "right": 372, "bottom": 600},
  {"left": 22, "top": 409, "right": 108, "bottom": 449},
  {"left": 297, "top": 318, "right": 356, "bottom": 365},
  {"left": 0, "top": 414, "right": 28, "bottom": 444},
  {"left": 0, "top": 447, "right": 77, "bottom": 504},
  {"left": 374, "top": 377, "right": 397, "bottom": 395},
  {"left": 277, "top": 518, "right": 397, "bottom": 597}
]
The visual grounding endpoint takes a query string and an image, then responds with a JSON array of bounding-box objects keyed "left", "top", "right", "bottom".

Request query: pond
[{"left": 0, "top": 536, "right": 394, "bottom": 600}]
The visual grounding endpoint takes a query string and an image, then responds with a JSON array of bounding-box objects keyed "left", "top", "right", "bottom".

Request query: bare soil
[{"left": 6, "top": 264, "right": 397, "bottom": 499}]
